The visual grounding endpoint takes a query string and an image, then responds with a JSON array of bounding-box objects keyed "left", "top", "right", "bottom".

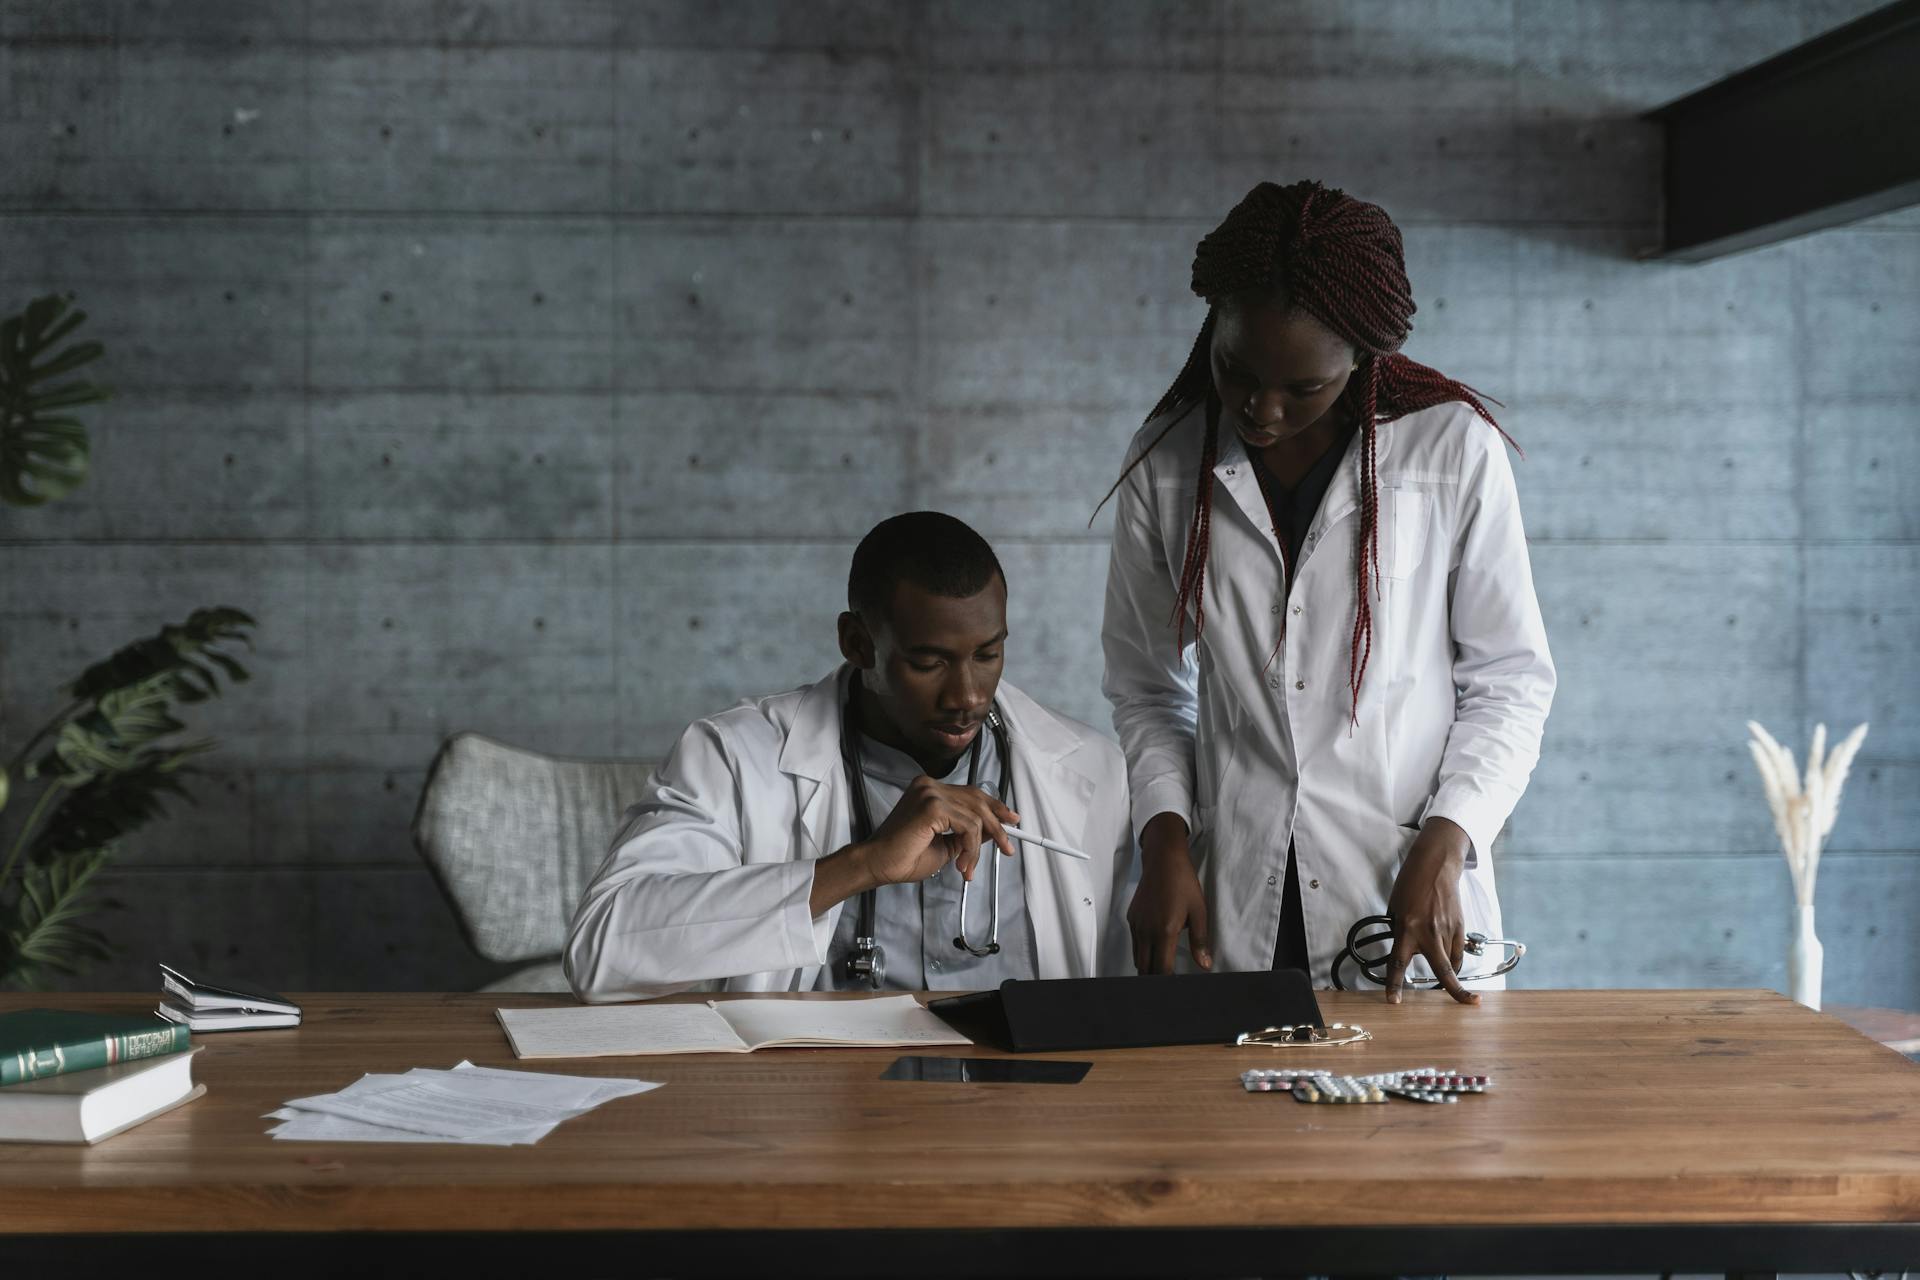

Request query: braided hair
[{"left": 1107, "top": 180, "right": 1516, "bottom": 720}]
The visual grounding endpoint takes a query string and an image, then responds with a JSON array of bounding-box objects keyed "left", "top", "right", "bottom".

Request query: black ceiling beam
[{"left": 1644, "top": 0, "right": 1920, "bottom": 261}]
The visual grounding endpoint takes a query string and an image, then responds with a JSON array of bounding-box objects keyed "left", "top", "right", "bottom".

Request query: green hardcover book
[{"left": 0, "top": 1009, "right": 191, "bottom": 1087}]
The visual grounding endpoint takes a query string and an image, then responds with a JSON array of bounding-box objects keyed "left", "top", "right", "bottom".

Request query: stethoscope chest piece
[{"left": 847, "top": 935, "right": 886, "bottom": 988}]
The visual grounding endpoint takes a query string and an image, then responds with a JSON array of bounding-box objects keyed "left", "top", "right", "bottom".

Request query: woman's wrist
[
  {"left": 1410, "top": 816, "right": 1471, "bottom": 869},
  {"left": 1139, "top": 811, "right": 1193, "bottom": 866}
]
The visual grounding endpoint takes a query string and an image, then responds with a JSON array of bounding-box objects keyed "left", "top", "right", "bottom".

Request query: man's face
[{"left": 850, "top": 576, "right": 1008, "bottom": 768}]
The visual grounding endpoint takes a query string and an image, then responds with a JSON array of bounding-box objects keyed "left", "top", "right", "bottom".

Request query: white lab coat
[
  {"left": 565, "top": 668, "right": 1136, "bottom": 1001},
  {"left": 1102, "top": 398, "right": 1555, "bottom": 983}
]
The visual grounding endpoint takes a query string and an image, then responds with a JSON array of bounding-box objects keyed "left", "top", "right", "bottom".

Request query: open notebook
[{"left": 496, "top": 994, "right": 971, "bottom": 1059}]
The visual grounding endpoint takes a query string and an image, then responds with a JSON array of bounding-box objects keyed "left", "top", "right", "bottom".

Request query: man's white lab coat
[
  {"left": 566, "top": 669, "right": 1135, "bottom": 1001},
  {"left": 1102, "top": 399, "right": 1555, "bottom": 983}
]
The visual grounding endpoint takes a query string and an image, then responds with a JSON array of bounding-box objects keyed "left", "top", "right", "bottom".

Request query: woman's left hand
[{"left": 1383, "top": 816, "right": 1479, "bottom": 1005}]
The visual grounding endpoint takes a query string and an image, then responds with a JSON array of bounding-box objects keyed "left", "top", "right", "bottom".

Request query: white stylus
[{"left": 1002, "top": 824, "right": 1090, "bottom": 861}]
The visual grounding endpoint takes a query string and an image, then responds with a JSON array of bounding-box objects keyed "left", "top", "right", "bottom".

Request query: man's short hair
[{"left": 847, "top": 512, "right": 1006, "bottom": 622}]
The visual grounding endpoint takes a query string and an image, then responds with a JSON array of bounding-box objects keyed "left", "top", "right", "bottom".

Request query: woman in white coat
[{"left": 1101, "top": 180, "right": 1555, "bottom": 1002}]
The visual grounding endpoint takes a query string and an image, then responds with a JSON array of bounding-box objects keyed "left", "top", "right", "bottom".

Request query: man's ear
[{"left": 837, "top": 610, "right": 876, "bottom": 670}]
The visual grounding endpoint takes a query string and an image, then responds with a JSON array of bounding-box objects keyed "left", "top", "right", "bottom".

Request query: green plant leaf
[
  {"left": 29, "top": 760, "right": 199, "bottom": 864},
  {"left": 46, "top": 677, "right": 191, "bottom": 782},
  {"left": 23, "top": 380, "right": 110, "bottom": 412},
  {"left": 24, "top": 342, "right": 105, "bottom": 385},
  {"left": 20, "top": 294, "right": 77, "bottom": 343},
  {"left": 24, "top": 305, "right": 85, "bottom": 352},
  {"left": 20, "top": 416, "right": 88, "bottom": 442},
  {"left": 0, "top": 847, "right": 118, "bottom": 988},
  {"left": 1, "top": 293, "right": 107, "bottom": 508},
  {"left": 66, "top": 608, "right": 257, "bottom": 706}
]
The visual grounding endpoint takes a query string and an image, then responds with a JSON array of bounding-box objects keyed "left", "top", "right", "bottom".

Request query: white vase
[{"left": 1788, "top": 902, "right": 1823, "bottom": 1011}]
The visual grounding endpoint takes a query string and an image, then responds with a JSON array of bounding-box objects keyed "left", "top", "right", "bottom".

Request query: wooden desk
[
  {"left": 3, "top": 989, "right": 1917, "bottom": 1277},
  {"left": 1833, "top": 1004, "right": 1920, "bottom": 1056}
]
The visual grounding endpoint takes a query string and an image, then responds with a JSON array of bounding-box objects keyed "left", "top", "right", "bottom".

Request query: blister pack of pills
[
  {"left": 1239, "top": 1069, "right": 1384, "bottom": 1104},
  {"left": 1241, "top": 1066, "right": 1493, "bottom": 1105}
]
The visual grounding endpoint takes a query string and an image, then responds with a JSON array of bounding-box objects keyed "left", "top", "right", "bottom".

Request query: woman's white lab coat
[
  {"left": 1102, "top": 399, "right": 1555, "bottom": 983},
  {"left": 565, "top": 669, "right": 1135, "bottom": 1001}
]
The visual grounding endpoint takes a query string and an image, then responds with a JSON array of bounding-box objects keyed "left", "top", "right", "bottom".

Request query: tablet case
[{"left": 926, "top": 969, "right": 1322, "bottom": 1052}]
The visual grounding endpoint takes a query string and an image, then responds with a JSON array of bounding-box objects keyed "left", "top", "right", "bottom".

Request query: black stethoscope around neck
[{"left": 838, "top": 679, "right": 1015, "bottom": 990}]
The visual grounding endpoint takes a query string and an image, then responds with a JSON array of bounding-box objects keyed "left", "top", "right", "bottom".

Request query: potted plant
[{"left": 0, "top": 293, "right": 256, "bottom": 988}]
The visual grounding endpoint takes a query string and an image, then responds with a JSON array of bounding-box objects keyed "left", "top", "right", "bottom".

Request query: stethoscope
[
  {"left": 839, "top": 681, "right": 1015, "bottom": 990},
  {"left": 1329, "top": 914, "right": 1526, "bottom": 990}
]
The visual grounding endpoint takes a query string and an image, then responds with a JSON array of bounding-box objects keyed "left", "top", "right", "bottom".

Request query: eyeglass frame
[{"left": 1234, "top": 1021, "right": 1373, "bottom": 1048}]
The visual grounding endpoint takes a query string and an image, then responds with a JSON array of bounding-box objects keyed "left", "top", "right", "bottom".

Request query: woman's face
[{"left": 1209, "top": 298, "right": 1357, "bottom": 450}]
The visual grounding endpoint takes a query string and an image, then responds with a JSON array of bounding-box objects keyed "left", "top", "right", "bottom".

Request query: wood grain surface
[{"left": 3, "top": 989, "right": 1917, "bottom": 1234}]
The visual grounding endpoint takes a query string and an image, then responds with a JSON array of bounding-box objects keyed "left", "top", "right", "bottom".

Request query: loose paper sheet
[{"left": 264, "top": 1060, "right": 659, "bottom": 1145}]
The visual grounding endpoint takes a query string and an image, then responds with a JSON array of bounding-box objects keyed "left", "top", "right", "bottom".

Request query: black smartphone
[{"left": 880, "top": 1055, "right": 1091, "bottom": 1084}]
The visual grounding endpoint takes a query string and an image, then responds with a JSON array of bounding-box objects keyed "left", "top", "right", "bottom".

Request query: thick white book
[
  {"left": 158, "top": 1000, "right": 300, "bottom": 1032},
  {"left": 0, "top": 1047, "right": 205, "bottom": 1144},
  {"left": 496, "top": 995, "right": 972, "bottom": 1059},
  {"left": 159, "top": 962, "right": 301, "bottom": 1017}
]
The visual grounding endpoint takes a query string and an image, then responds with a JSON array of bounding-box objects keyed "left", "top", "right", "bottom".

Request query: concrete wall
[{"left": 1, "top": 1, "right": 1913, "bottom": 1002}]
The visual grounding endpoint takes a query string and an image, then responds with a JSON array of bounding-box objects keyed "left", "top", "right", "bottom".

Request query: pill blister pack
[{"left": 1241, "top": 1066, "right": 1492, "bottom": 1105}]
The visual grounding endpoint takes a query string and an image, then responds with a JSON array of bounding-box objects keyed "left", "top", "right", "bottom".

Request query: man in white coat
[{"left": 566, "top": 512, "right": 1135, "bottom": 1001}]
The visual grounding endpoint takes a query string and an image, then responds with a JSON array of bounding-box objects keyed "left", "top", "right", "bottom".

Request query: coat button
[
  {"left": 1309, "top": 879, "right": 1320, "bottom": 890},
  {"left": 1082, "top": 897, "right": 1092, "bottom": 907},
  {"left": 1267, "top": 675, "right": 1280, "bottom": 689},
  {"left": 1292, "top": 604, "right": 1303, "bottom": 616},
  {"left": 1295, "top": 679, "right": 1306, "bottom": 690},
  {"left": 1271, "top": 604, "right": 1281, "bottom": 614},
  {"left": 1267, "top": 875, "right": 1278, "bottom": 886}
]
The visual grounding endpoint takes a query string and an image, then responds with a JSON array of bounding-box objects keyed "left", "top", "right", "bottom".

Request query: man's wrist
[
  {"left": 809, "top": 841, "right": 881, "bottom": 916},
  {"left": 843, "top": 840, "right": 882, "bottom": 894}
]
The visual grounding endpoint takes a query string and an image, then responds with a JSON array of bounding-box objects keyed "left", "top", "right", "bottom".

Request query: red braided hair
[{"left": 1105, "top": 180, "right": 1518, "bottom": 720}]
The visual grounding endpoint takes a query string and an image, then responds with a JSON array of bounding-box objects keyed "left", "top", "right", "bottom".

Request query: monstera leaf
[
  {"left": 0, "top": 297, "right": 258, "bottom": 989},
  {"left": 64, "top": 607, "right": 256, "bottom": 710},
  {"left": 0, "top": 293, "right": 108, "bottom": 507},
  {"left": 0, "top": 848, "right": 118, "bottom": 987},
  {"left": 2, "top": 610, "right": 254, "bottom": 987},
  {"left": 27, "top": 759, "right": 200, "bottom": 867},
  {"left": 47, "top": 679, "right": 193, "bottom": 781}
]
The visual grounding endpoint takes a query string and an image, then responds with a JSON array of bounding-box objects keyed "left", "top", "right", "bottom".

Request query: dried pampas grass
[{"left": 1746, "top": 720, "right": 1869, "bottom": 907}]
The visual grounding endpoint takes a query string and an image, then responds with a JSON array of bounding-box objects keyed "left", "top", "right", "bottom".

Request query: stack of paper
[{"left": 264, "top": 1061, "right": 659, "bottom": 1145}]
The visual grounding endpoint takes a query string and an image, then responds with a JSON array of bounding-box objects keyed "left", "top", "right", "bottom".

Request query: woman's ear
[{"left": 837, "top": 610, "right": 876, "bottom": 670}]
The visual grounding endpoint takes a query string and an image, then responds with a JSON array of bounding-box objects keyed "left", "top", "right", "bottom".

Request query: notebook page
[
  {"left": 713, "top": 995, "right": 972, "bottom": 1049},
  {"left": 496, "top": 1003, "right": 751, "bottom": 1058}
]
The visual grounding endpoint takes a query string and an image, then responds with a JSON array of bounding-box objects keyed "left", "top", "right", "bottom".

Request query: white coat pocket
[{"left": 1381, "top": 489, "right": 1431, "bottom": 581}]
